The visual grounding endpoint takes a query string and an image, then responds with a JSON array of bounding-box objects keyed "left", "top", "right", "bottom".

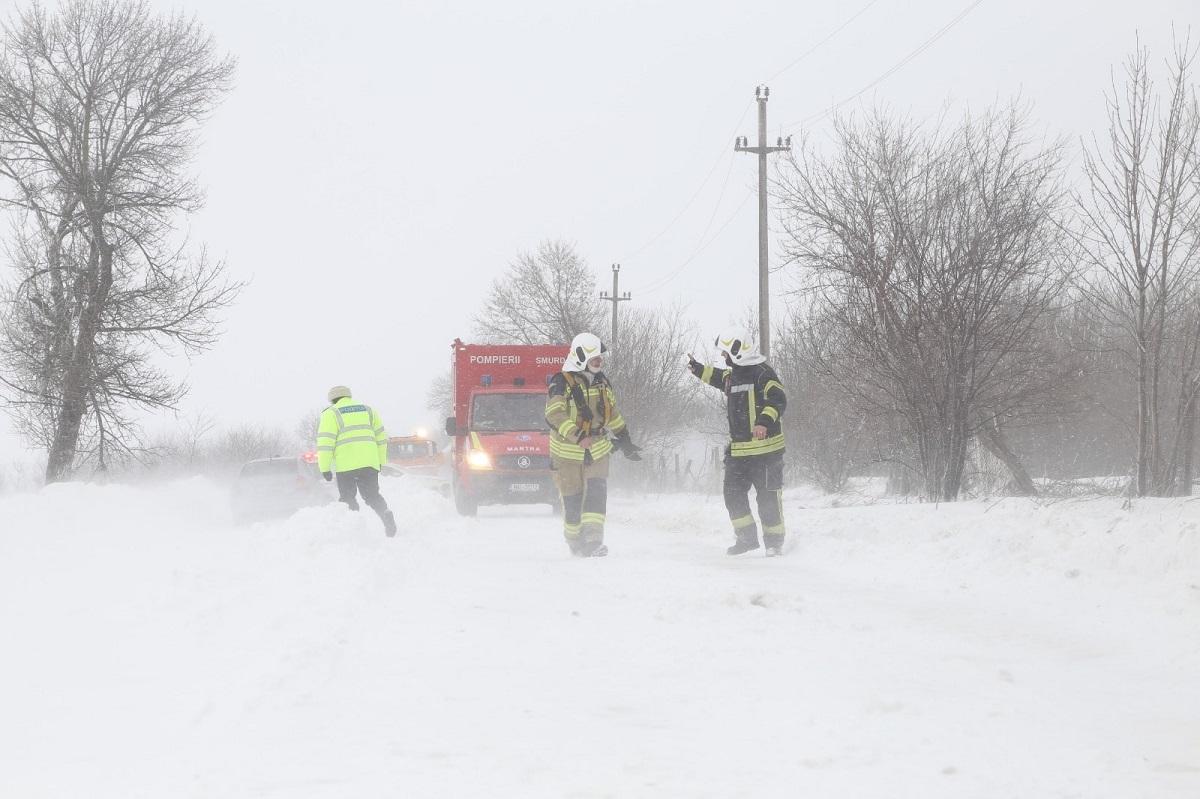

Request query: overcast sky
[{"left": 1, "top": 0, "right": 1195, "bottom": 460}]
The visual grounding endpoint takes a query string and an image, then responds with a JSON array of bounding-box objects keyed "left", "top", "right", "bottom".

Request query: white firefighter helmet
[
  {"left": 714, "top": 330, "right": 765, "bottom": 366},
  {"left": 564, "top": 332, "right": 608, "bottom": 372}
]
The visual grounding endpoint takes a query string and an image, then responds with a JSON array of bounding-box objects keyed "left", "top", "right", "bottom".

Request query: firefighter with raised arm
[
  {"left": 688, "top": 332, "right": 788, "bottom": 556},
  {"left": 545, "top": 333, "right": 642, "bottom": 557}
]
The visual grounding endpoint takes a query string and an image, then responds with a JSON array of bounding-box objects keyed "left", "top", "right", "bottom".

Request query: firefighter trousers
[
  {"left": 552, "top": 453, "right": 611, "bottom": 551},
  {"left": 723, "top": 451, "right": 785, "bottom": 545}
]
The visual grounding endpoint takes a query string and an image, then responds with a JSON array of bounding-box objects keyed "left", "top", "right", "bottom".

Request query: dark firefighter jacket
[{"left": 690, "top": 361, "right": 787, "bottom": 457}]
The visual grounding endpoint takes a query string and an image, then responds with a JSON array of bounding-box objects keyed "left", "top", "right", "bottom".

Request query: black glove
[
  {"left": 322, "top": 471, "right": 333, "bottom": 482},
  {"left": 686, "top": 354, "right": 703, "bottom": 376},
  {"left": 613, "top": 429, "right": 643, "bottom": 461}
]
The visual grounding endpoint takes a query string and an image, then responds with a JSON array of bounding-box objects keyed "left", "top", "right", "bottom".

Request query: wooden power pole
[
  {"left": 599, "top": 263, "right": 631, "bottom": 357},
  {"left": 735, "top": 85, "right": 791, "bottom": 358}
]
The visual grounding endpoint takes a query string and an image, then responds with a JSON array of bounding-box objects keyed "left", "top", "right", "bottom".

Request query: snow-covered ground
[{"left": 1, "top": 476, "right": 1198, "bottom": 798}]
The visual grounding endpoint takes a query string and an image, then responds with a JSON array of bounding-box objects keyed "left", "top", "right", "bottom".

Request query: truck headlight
[{"left": 467, "top": 450, "right": 492, "bottom": 470}]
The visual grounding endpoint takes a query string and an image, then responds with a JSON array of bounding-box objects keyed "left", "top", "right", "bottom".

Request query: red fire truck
[{"left": 443, "top": 339, "right": 565, "bottom": 516}]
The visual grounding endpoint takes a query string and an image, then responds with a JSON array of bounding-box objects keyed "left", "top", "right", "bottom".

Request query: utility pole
[
  {"left": 735, "top": 85, "right": 791, "bottom": 358},
  {"left": 599, "top": 263, "right": 632, "bottom": 359}
]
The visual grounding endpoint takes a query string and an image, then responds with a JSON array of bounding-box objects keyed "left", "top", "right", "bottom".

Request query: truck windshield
[
  {"left": 387, "top": 441, "right": 436, "bottom": 459},
  {"left": 471, "top": 393, "right": 547, "bottom": 432}
]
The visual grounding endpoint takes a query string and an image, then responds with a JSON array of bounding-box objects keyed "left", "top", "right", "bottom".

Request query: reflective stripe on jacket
[
  {"left": 544, "top": 371, "right": 627, "bottom": 462},
  {"left": 692, "top": 361, "right": 786, "bottom": 457},
  {"left": 316, "top": 397, "right": 388, "bottom": 472}
]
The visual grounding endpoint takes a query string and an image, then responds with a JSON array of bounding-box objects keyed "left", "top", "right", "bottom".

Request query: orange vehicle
[{"left": 386, "top": 432, "right": 443, "bottom": 475}]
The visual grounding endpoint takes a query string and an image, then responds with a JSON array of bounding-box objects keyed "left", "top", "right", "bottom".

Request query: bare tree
[
  {"left": 179, "top": 411, "right": 217, "bottom": 471},
  {"left": 0, "top": 0, "right": 238, "bottom": 482},
  {"left": 294, "top": 411, "right": 321, "bottom": 450},
  {"left": 425, "top": 372, "right": 452, "bottom": 429},
  {"left": 779, "top": 105, "right": 1070, "bottom": 501},
  {"left": 990, "top": 299, "right": 1139, "bottom": 483},
  {"left": 1076, "top": 35, "right": 1200, "bottom": 496},
  {"left": 207, "top": 425, "right": 292, "bottom": 470},
  {"left": 772, "top": 308, "right": 871, "bottom": 493},
  {"left": 473, "top": 239, "right": 604, "bottom": 345},
  {"left": 606, "top": 304, "right": 700, "bottom": 451},
  {"left": 129, "top": 420, "right": 293, "bottom": 481}
]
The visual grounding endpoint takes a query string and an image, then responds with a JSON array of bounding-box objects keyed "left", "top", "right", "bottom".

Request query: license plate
[{"left": 510, "top": 483, "right": 541, "bottom": 493}]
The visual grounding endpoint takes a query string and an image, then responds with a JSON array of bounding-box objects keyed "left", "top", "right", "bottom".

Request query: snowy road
[{"left": 1, "top": 478, "right": 1198, "bottom": 797}]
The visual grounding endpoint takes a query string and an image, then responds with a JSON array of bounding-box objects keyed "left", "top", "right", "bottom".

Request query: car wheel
[{"left": 453, "top": 484, "right": 478, "bottom": 517}]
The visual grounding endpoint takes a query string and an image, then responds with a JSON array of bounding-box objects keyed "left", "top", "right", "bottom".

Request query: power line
[
  {"left": 763, "top": 0, "right": 884, "bottom": 84},
  {"left": 629, "top": 1, "right": 987, "bottom": 315},
  {"left": 638, "top": 137, "right": 737, "bottom": 294},
  {"left": 619, "top": 0, "right": 885, "bottom": 269},
  {"left": 616, "top": 101, "right": 751, "bottom": 264},
  {"left": 699, "top": 143, "right": 739, "bottom": 244},
  {"left": 642, "top": 189, "right": 755, "bottom": 296},
  {"left": 638, "top": 149, "right": 736, "bottom": 295},
  {"left": 785, "top": 0, "right": 987, "bottom": 131}
]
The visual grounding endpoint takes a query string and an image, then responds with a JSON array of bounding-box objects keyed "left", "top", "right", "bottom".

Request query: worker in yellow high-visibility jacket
[
  {"left": 316, "top": 385, "right": 397, "bottom": 536},
  {"left": 545, "top": 333, "right": 642, "bottom": 557}
]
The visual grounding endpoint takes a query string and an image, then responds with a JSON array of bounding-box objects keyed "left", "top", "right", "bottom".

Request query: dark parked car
[{"left": 231, "top": 456, "right": 334, "bottom": 524}]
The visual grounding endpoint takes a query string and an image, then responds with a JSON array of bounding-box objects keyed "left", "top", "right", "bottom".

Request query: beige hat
[{"left": 327, "top": 385, "right": 351, "bottom": 403}]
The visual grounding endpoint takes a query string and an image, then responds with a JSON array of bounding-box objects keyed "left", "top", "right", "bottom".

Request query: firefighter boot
[
  {"left": 579, "top": 511, "right": 607, "bottom": 557},
  {"left": 579, "top": 527, "right": 607, "bottom": 557},
  {"left": 764, "top": 534, "right": 784, "bottom": 557},
  {"left": 579, "top": 540, "right": 609, "bottom": 557},
  {"left": 727, "top": 529, "right": 761, "bottom": 556}
]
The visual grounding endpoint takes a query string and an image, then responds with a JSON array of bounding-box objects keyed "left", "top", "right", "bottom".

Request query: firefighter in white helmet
[
  {"left": 687, "top": 331, "right": 787, "bottom": 556},
  {"left": 544, "top": 333, "right": 642, "bottom": 557}
]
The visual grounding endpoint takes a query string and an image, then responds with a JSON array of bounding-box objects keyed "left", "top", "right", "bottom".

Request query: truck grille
[{"left": 496, "top": 454, "right": 551, "bottom": 471}]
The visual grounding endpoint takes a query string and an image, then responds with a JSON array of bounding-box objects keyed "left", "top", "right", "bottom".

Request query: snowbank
[{"left": 1, "top": 477, "right": 1197, "bottom": 797}]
